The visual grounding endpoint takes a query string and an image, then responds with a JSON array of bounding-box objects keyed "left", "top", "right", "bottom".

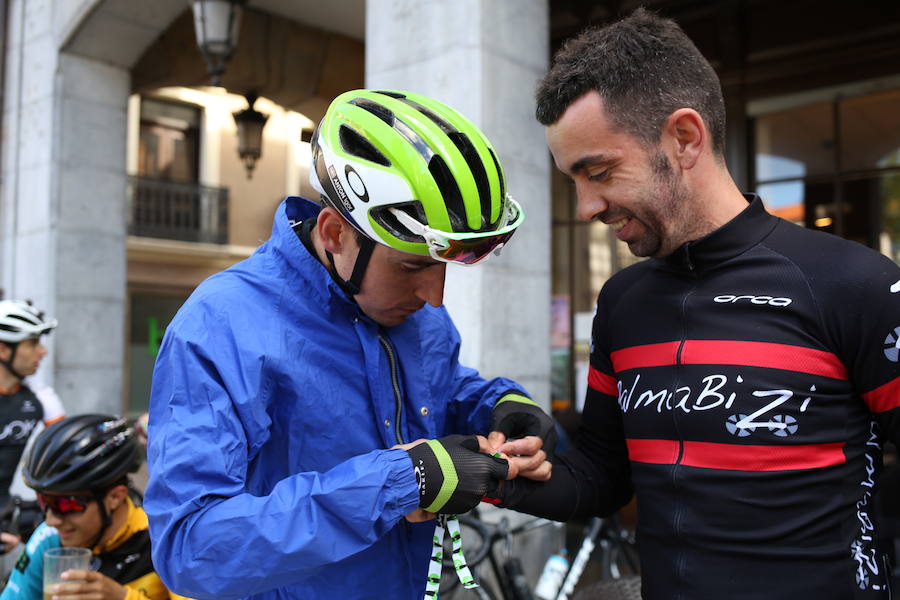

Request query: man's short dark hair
[{"left": 535, "top": 8, "right": 726, "bottom": 158}]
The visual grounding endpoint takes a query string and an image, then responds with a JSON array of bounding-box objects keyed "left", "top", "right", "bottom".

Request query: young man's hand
[
  {"left": 52, "top": 569, "right": 128, "bottom": 600},
  {"left": 489, "top": 436, "right": 552, "bottom": 482},
  {"left": 402, "top": 435, "right": 510, "bottom": 514}
]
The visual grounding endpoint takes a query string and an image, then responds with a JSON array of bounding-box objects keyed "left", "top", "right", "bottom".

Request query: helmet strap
[
  {"left": 89, "top": 491, "right": 113, "bottom": 552},
  {"left": 325, "top": 234, "right": 375, "bottom": 297},
  {"left": 0, "top": 343, "right": 24, "bottom": 380}
]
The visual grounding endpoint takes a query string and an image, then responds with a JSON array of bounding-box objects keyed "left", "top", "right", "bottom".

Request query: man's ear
[
  {"left": 663, "top": 108, "right": 706, "bottom": 170},
  {"left": 105, "top": 484, "right": 129, "bottom": 511},
  {"left": 316, "top": 207, "right": 351, "bottom": 255},
  {"left": 0, "top": 343, "right": 10, "bottom": 362}
]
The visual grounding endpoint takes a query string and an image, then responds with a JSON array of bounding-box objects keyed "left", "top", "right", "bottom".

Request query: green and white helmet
[{"left": 309, "top": 89, "right": 524, "bottom": 266}]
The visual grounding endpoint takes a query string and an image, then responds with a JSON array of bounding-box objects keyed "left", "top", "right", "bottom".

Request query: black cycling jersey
[
  {"left": 500, "top": 196, "right": 900, "bottom": 599},
  {"left": 0, "top": 385, "right": 44, "bottom": 505}
]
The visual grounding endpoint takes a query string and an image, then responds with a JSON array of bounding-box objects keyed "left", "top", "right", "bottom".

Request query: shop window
[
  {"left": 127, "top": 293, "right": 189, "bottom": 416},
  {"left": 753, "top": 87, "right": 900, "bottom": 262},
  {"left": 550, "top": 171, "right": 643, "bottom": 417}
]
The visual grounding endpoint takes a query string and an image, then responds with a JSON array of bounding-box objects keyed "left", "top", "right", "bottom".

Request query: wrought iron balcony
[{"left": 127, "top": 176, "right": 229, "bottom": 244}]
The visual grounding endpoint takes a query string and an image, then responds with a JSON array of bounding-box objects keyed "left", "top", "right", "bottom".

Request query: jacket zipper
[{"left": 377, "top": 329, "right": 405, "bottom": 445}]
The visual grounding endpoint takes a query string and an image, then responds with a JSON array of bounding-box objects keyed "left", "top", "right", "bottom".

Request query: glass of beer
[{"left": 43, "top": 547, "right": 91, "bottom": 600}]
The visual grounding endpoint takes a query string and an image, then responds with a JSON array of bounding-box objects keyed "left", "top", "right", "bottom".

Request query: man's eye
[
  {"left": 401, "top": 264, "right": 425, "bottom": 273},
  {"left": 588, "top": 170, "right": 608, "bottom": 182}
]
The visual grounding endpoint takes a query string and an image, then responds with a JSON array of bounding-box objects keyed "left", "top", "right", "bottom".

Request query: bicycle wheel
[
  {"left": 570, "top": 575, "right": 642, "bottom": 600},
  {"left": 440, "top": 576, "right": 500, "bottom": 600}
]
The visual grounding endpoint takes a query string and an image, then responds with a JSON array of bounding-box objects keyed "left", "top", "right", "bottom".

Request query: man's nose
[
  {"left": 44, "top": 509, "right": 62, "bottom": 527},
  {"left": 416, "top": 265, "right": 446, "bottom": 308},
  {"left": 576, "top": 186, "right": 609, "bottom": 222}
]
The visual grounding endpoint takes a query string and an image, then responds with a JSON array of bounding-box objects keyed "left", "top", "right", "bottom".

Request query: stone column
[
  {"left": 1, "top": 0, "right": 128, "bottom": 413},
  {"left": 365, "top": 0, "right": 552, "bottom": 408},
  {"left": 365, "top": 1, "right": 556, "bottom": 586}
]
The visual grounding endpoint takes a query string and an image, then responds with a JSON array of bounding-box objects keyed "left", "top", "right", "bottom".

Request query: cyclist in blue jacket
[{"left": 144, "top": 89, "right": 556, "bottom": 600}]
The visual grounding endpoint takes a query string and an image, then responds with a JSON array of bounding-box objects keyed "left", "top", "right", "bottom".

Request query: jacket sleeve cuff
[{"left": 383, "top": 448, "right": 421, "bottom": 517}]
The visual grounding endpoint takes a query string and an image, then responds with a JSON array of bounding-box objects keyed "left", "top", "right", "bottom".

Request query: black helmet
[{"left": 23, "top": 414, "right": 142, "bottom": 493}]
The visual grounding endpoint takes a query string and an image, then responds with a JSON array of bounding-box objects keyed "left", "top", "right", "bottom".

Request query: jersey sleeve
[
  {"left": 23, "top": 379, "right": 65, "bottom": 425},
  {"left": 844, "top": 254, "right": 900, "bottom": 447},
  {"left": 0, "top": 523, "right": 58, "bottom": 600},
  {"left": 495, "top": 284, "right": 633, "bottom": 520}
]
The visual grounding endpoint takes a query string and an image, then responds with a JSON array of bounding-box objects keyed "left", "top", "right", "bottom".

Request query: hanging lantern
[
  {"left": 190, "top": 0, "right": 245, "bottom": 86},
  {"left": 233, "top": 92, "right": 268, "bottom": 179}
]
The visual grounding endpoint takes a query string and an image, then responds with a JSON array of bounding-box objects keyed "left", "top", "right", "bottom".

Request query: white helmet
[{"left": 0, "top": 300, "right": 57, "bottom": 344}]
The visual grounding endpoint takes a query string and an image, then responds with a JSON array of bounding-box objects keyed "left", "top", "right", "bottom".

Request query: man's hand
[
  {"left": 489, "top": 436, "right": 552, "bottom": 482},
  {"left": 490, "top": 396, "right": 558, "bottom": 455},
  {"left": 404, "top": 435, "right": 509, "bottom": 514},
  {"left": 488, "top": 395, "right": 557, "bottom": 481},
  {"left": 51, "top": 569, "right": 127, "bottom": 600},
  {"left": 0, "top": 532, "right": 21, "bottom": 554}
]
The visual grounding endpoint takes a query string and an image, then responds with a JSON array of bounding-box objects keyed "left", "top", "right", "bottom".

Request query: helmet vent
[
  {"left": 428, "top": 155, "right": 467, "bottom": 231},
  {"left": 372, "top": 203, "right": 426, "bottom": 243},
  {"left": 400, "top": 98, "right": 455, "bottom": 135},
  {"left": 487, "top": 147, "right": 506, "bottom": 207},
  {"left": 349, "top": 98, "right": 395, "bottom": 126},
  {"left": 338, "top": 125, "right": 390, "bottom": 167},
  {"left": 373, "top": 90, "right": 407, "bottom": 100},
  {"left": 7, "top": 314, "right": 36, "bottom": 325},
  {"left": 447, "top": 132, "right": 493, "bottom": 229}
]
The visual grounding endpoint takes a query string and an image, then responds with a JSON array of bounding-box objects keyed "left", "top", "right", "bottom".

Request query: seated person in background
[{"left": 0, "top": 414, "right": 189, "bottom": 600}]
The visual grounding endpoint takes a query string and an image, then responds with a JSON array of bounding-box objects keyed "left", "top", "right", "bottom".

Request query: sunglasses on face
[
  {"left": 36, "top": 493, "right": 93, "bottom": 517},
  {"left": 389, "top": 196, "right": 525, "bottom": 266}
]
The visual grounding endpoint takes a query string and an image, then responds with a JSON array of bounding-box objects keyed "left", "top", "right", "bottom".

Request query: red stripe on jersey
[
  {"left": 680, "top": 440, "right": 846, "bottom": 471},
  {"left": 611, "top": 340, "right": 847, "bottom": 380},
  {"left": 625, "top": 439, "right": 679, "bottom": 465},
  {"left": 627, "top": 438, "right": 846, "bottom": 471},
  {"left": 611, "top": 342, "right": 680, "bottom": 372},
  {"left": 588, "top": 367, "right": 618, "bottom": 396},
  {"left": 862, "top": 377, "right": 900, "bottom": 413}
]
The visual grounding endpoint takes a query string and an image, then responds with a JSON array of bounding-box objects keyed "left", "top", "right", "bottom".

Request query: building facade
[
  {"left": 0, "top": 0, "right": 898, "bottom": 439},
  {"left": 1, "top": 0, "right": 898, "bottom": 592}
]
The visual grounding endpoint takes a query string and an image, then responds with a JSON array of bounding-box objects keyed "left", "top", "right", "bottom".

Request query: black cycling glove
[
  {"left": 490, "top": 395, "right": 558, "bottom": 460},
  {"left": 406, "top": 435, "right": 509, "bottom": 514}
]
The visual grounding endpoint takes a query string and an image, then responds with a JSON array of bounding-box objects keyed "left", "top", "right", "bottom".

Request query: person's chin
[{"left": 372, "top": 309, "right": 419, "bottom": 327}]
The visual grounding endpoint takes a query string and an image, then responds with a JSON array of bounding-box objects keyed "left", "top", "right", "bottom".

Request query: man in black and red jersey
[
  {"left": 487, "top": 8, "right": 900, "bottom": 599},
  {"left": 0, "top": 300, "right": 64, "bottom": 555}
]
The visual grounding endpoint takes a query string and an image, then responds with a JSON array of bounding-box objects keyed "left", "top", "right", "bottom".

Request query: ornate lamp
[
  {"left": 233, "top": 93, "right": 268, "bottom": 179},
  {"left": 190, "top": 0, "right": 246, "bottom": 85}
]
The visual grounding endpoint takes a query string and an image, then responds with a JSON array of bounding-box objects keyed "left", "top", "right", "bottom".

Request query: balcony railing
[{"left": 127, "top": 176, "right": 229, "bottom": 244}]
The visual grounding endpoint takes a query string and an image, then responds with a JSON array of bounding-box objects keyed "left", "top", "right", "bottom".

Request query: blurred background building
[
  {"left": 1, "top": 0, "right": 899, "bottom": 592},
  {"left": 2, "top": 0, "right": 898, "bottom": 419}
]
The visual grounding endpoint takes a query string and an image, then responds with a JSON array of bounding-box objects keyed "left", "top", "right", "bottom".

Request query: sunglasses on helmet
[
  {"left": 389, "top": 196, "right": 525, "bottom": 266},
  {"left": 37, "top": 493, "right": 93, "bottom": 517}
]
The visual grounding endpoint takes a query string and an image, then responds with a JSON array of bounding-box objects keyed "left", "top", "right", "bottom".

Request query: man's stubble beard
[{"left": 627, "top": 151, "right": 692, "bottom": 258}]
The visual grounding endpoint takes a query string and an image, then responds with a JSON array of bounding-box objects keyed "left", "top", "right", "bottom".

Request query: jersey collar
[{"left": 664, "top": 194, "right": 778, "bottom": 272}]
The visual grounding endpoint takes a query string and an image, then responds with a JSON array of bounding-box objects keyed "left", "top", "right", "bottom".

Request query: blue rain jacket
[{"left": 145, "top": 197, "right": 527, "bottom": 600}]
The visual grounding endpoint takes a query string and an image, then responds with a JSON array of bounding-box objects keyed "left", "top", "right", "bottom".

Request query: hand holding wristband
[
  {"left": 406, "top": 435, "right": 509, "bottom": 514},
  {"left": 491, "top": 394, "right": 558, "bottom": 459}
]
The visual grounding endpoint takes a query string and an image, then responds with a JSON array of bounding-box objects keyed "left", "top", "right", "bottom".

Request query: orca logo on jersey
[{"left": 713, "top": 295, "right": 792, "bottom": 307}]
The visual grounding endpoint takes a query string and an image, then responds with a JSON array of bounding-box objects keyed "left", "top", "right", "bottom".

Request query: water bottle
[{"left": 534, "top": 548, "right": 569, "bottom": 600}]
